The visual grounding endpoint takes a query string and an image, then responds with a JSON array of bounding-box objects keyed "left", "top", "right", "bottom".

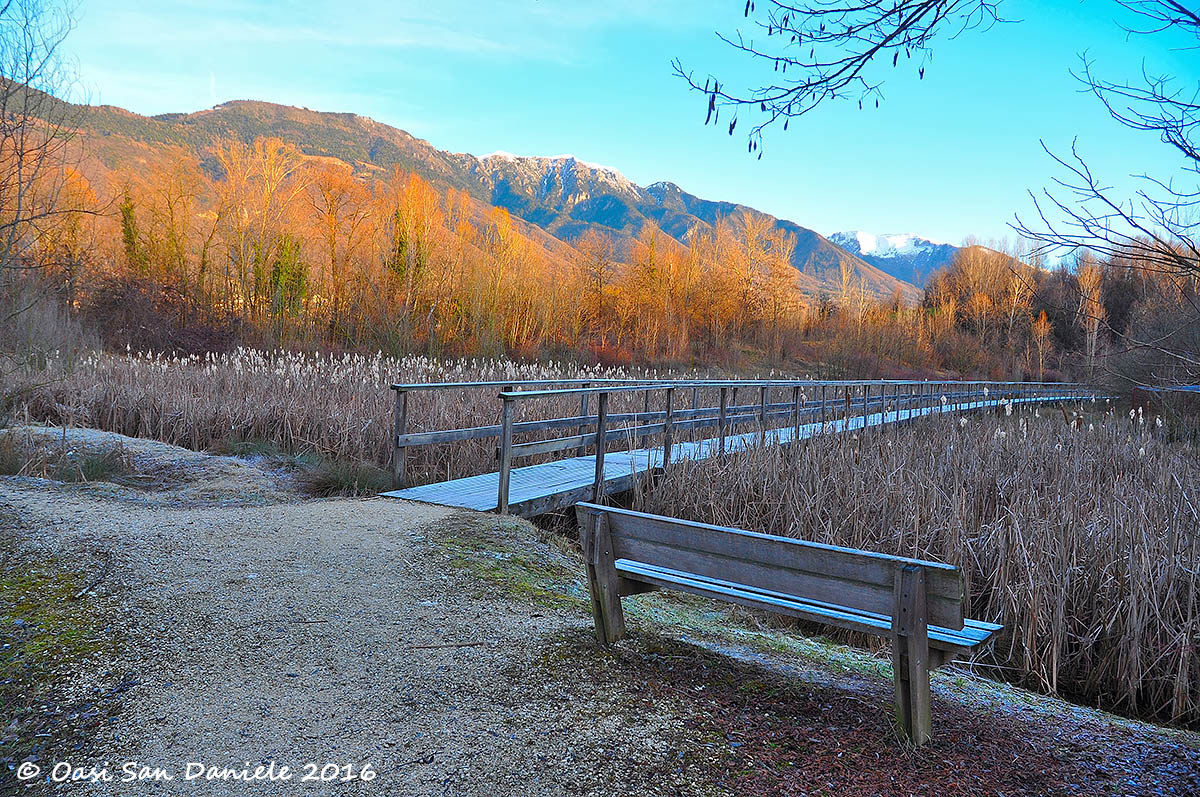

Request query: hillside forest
[{"left": 5, "top": 118, "right": 1192, "bottom": 386}]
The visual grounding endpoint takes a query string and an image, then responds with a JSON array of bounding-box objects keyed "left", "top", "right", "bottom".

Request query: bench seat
[
  {"left": 578, "top": 502, "right": 1004, "bottom": 746},
  {"left": 616, "top": 559, "right": 1001, "bottom": 653}
]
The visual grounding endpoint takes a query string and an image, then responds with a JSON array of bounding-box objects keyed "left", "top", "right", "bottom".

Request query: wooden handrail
[{"left": 392, "top": 377, "right": 1100, "bottom": 493}]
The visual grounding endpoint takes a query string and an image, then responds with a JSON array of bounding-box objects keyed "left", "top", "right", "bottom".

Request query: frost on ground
[
  {"left": 1, "top": 435, "right": 1198, "bottom": 796},
  {"left": 3, "top": 426, "right": 297, "bottom": 506}
]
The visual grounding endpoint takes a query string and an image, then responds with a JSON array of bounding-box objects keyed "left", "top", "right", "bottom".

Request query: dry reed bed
[
  {"left": 637, "top": 409, "right": 1200, "bottom": 727},
  {"left": 16, "top": 349, "right": 648, "bottom": 482}
]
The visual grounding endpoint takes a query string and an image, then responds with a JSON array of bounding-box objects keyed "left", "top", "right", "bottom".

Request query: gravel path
[{"left": 1, "top": 476, "right": 698, "bottom": 796}]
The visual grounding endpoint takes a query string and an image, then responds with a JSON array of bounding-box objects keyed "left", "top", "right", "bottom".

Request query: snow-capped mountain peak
[
  {"left": 829, "top": 231, "right": 958, "bottom": 286},
  {"left": 832, "top": 231, "right": 947, "bottom": 257}
]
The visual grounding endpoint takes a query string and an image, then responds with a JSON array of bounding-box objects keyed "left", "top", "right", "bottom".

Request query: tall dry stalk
[
  {"left": 13, "top": 348, "right": 652, "bottom": 482},
  {"left": 639, "top": 410, "right": 1200, "bottom": 726}
]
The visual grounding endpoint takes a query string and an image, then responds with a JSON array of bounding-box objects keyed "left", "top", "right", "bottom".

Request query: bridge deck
[{"left": 382, "top": 395, "right": 1083, "bottom": 518}]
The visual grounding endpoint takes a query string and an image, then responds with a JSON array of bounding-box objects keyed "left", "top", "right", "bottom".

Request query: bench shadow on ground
[{"left": 534, "top": 625, "right": 1088, "bottom": 797}]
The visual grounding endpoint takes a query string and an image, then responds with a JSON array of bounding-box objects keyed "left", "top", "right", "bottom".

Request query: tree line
[{"left": 15, "top": 134, "right": 1186, "bottom": 383}]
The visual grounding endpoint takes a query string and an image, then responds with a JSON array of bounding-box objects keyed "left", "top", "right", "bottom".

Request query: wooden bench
[{"left": 576, "top": 503, "right": 1001, "bottom": 746}]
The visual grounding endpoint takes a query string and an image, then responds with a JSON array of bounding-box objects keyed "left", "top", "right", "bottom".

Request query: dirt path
[
  {"left": 2, "top": 479, "right": 711, "bottom": 796},
  {"left": 2, "top": 433, "right": 1199, "bottom": 796}
]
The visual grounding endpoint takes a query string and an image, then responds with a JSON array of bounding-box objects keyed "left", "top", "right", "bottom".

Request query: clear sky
[{"left": 63, "top": 0, "right": 1198, "bottom": 246}]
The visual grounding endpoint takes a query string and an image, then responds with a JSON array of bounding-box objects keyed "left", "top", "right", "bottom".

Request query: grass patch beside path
[
  {"left": 0, "top": 432, "right": 133, "bottom": 484},
  {"left": 213, "top": 434, "right": 391, "bottom": 497},
  {"left": 429, "top": 512, "right": 588, "bottom": 609},
  {"left": 0, "top": 518, "right": 121, "bottom": 772}
]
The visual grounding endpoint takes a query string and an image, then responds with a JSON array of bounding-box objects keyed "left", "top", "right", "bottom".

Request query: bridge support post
[
  {"left": 690, "top": 387, "right": 699, "bottom": 443},
  {"left": 792, "top": 385, "right": 801, "bottom": 443},
  {"left": 391, "top": 389, "right": 409, "bottom": 488},
  {"left": 718, "top": 387, "right": 728, "bottom": 454},
  {"left": 759, "top": 386, "right": 768, "bottom": 443},
  {"left": 640, "top": 389, "right": 651, "bottom": 449},
  {"left": 576, "top": 382, "right": 591, "bottom": 457},
  {"left": 497, "top": 395, "right": 514, "bottom": 514},
  {"left": 663, "top": 388, "right": 674, "bottom": 467},
  {"left": 592, "top": 391, "right": 609, "bottom": 503}
]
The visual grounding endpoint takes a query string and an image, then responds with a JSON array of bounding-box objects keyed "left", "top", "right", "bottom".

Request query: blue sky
[{"left": 65, "top": 0, "right": 1197, "bottom": 246}]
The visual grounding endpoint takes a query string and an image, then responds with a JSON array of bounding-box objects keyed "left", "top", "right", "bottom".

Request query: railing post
[
  {"left": 640, "top": 389, "right": 651, "bottom": 449},
  {"left": 497, "top": 395, "right": 514, "bottom": 514},
  {"left": 792, "top": 385, "right": 802, "bottom": 442},
  {"left": 391, "top": 388, "right": 409, "bottom": 488},
  {"left": 719, "top": 387, "right": 728, "bottom": 454},
  {"left": 576, "top": 382, "right": 591, "bottom": 457},
  {"left": 690, "top": 387, "right": 699, "bottom": 443},
  {"left": 820, "top": 384, "right": 827, "bottom": 429},
  {"left": 759, "top": 385, "right": 768, "bottom": 443},
  {"left": 663, "top": 387, "right": 675, "bottom": 467},
  {"left": 731, "top": 386, "right": 739, "bottom": 435},
  {"left": 592, "top": 391, "right": 609, "bottom": 503}
]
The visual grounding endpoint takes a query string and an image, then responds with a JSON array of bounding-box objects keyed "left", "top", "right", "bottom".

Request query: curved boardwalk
[{"left": 384, "top": 385, "right": 1096, "bottom": 517}]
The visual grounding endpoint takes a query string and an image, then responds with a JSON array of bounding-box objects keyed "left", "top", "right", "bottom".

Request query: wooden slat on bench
[
  {"left": 602, "top": 507, "right": 964, "bottom": 630},
  {"left": 615, "top": 560, "right": 988, "bottom": 651}
]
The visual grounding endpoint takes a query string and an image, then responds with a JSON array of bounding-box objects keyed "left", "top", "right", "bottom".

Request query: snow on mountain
[
  {"left": 829, "top": 231, "right": 958, "bottom": 286},
  {"left": 473, "top": 151, "right": 640, "bottom": 202},
  {"left": 837, "top": 232, "right": 946, "bottom": 256}
]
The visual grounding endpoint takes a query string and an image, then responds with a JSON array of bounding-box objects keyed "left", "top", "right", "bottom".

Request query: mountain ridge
[{"left": 70, "top": 97, "right": 921, "bottom": 301}]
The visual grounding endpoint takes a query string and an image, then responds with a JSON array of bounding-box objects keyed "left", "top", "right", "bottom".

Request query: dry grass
[
  {"left": 11, "top": 348, "right": 646, "bottom": 483},
  {"left": 0, "top": 430, "right": 133, "bottom": 484},
  {"left": 637, "top": 407, "right": 1200, "bottom": 727}
]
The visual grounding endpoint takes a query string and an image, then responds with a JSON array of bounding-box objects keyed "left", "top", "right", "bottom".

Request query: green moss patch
[
  {"left": 431, "top": 513, "right": 587, "bottom": 609},
  {"left": 0, "top": 526, "right": 120, "bottom": 769}
]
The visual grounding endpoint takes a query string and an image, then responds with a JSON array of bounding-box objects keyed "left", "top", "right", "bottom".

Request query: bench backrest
[{"left": 577, "top": 503, "right": 964, "bottom": 631}]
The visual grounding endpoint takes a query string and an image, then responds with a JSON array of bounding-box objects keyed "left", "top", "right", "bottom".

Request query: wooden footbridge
[{"left": 381, "top": 379, "right": 1098, "bottom": 518}]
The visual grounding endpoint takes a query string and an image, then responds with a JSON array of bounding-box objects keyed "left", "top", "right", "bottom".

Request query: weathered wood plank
[
  {"left": 577, "top": 506, "right": 608, "bottom": 644},
  {"left": 613, "top": 559, "right": 986, "bottom": 651},
  {"left": 580, "top": 508, "right": 625, "bottom": 643},
  {"left": 600, "top": 506, "right": 963, "bottom": 606},
  {"left": 611, "top": 535, "right": 962, "bottom": 628}
]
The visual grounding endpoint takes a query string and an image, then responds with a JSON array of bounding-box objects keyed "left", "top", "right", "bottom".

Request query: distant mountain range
[
  {"left": 828, "top": 232, "right": 960, "bottom": 286},
  {"left": 69, "top": 97, "right": 951, "bottom": 301}
]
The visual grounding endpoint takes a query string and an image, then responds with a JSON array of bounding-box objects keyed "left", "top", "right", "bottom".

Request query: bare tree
[
  {"left": 0, "top": 0, "right": 81, "bottom": 421},
  {"left": 673, "top": 1, "right": 1003, "bottom": 154},
  {"left": 683, "top": 1, "right": 1200, "bottom": 386},
  {"left": 0, "top": 0, "right": 80, "bottom": 302},
  {"left": 1011, "top": 3, "right": 1200, "bottom": 386}
]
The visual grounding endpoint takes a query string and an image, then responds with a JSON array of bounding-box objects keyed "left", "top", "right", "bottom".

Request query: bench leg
[
  {"left": 578, "top": 508, "right": 625, "bottom": 645},
  {"left": 893, "top": 565, "right": 933, "bottom": 746}
]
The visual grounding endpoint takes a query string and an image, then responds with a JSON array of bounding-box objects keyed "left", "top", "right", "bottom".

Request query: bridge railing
[
  {"left": 388, "top": 378, "right": 673, "bottom": 486},
  {"left": 389, "top": 378, "right": 1098, "bottom": 514}
]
